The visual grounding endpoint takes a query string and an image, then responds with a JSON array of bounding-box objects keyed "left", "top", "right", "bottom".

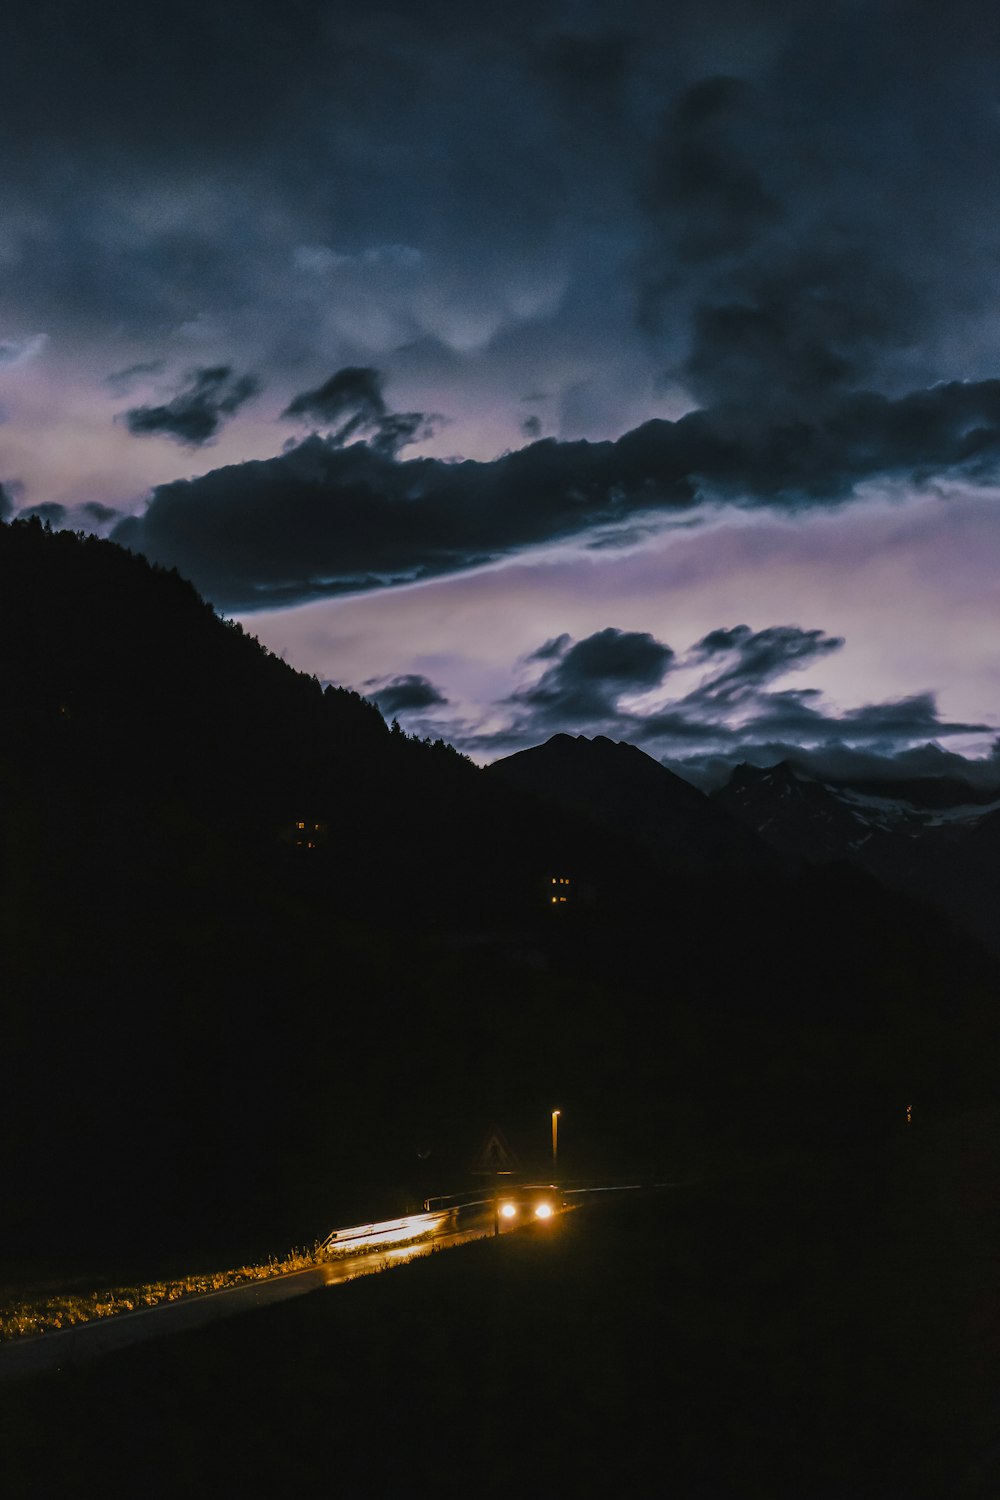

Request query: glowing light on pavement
[{"left": 321, "top": 1211, "right": 448, "bottom": 1253}]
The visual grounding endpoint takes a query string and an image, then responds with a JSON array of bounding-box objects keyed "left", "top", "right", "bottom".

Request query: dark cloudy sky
[{"left": 4, "top": 0, "right": 1000, "bottom": 782}]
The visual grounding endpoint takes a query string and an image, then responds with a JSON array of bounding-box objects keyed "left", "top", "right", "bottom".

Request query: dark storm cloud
[
  {"left": 0, "top": 1, "right": 593, "bottom": 350},
  {"left": 685, "top": 625, "right": 844, "bottom": 706},
  {"left": 455, "top": 623, "right": 992, "bottom": 774},
  {"left": 529, "top": 634, "right": 573, "bottom": 661},
  {"left": 510, "top": 628, "right": 675, "bottom": 722},
  {"left": 80, "top": 501, "right": 119, "bottom": 525},
  {"left": 636, "top": 60, "right": 927, "bottom": 417},
  {"left": 10, "top": 0, "right": 1000, "bottom": 617},
  {"left": 114, "top": 376, "right": 1000, "bottom": 609},
  {"left": 123, "top": 366, "right": 261, "bottom": 446},
  {"left": 283, "top": 366, "right": 436, "bottom": 459},
  {"left": 532, "top": 29, "right": 636, "bottom": 112},
  {"left": 363, "top": 673, "right": 449, "bottom": 718},
  {"left": 283, "top": 367, "right": 386, "bottom": 430},
  {"left": 683, "top": 250, "right": 919, "bottom": 414},
  {"left": 0, "top": 2, "right": 335, "bottom": 163},
  {"left": 828, "top": 694, "right": 985, "bottom": 746},
  {"left": 632, "top": 12, "right": 1000, "bottom": 416},
  {"left": 6, "top": 0, "right": 1000, "bottom": 438},
  {"left": 689, "top": 252, "right": 917, "bottom": 414},
  {"left": 643, "top": 76, "right": 780, "bottom": 274}
]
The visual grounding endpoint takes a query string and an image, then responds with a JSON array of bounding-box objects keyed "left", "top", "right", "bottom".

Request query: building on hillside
[{"left": 282, "top": 819, "right": 328, "bottom": 850}]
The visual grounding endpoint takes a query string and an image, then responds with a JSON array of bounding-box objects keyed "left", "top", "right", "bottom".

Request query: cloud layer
[
  {"left": 3, "top": 0, "right": 1000, "bottom": 790},
  {"left": 362, "top": 672, "right": 449, "bottom": 719},
  {"left": 112, "top": 375, "right": 1000, "bottom": 609},
  {"left": 123, "top": 366, "right": 261, "bottom": 446},
  {"left": 282, "top": 365, "right": 436, "bottom": 459},
  {"left": 381, "top": 621, "right": 994, "bottom": 786}
]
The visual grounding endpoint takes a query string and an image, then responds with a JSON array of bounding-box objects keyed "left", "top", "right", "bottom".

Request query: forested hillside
[{"left": 2, "top": 519, "right": 996, "bottom": 1270}]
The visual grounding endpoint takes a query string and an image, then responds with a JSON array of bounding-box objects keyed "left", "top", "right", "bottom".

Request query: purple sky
[{"left": 3, "top": 1, "right": 1000, "bottom": 783}]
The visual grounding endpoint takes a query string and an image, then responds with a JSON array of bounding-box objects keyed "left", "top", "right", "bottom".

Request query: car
[{"left": 495, "top": 1184, "right": 565, "bottom": 1227}]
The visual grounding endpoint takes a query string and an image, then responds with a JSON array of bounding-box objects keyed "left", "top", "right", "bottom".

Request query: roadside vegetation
[
  {"left": 0, "top": 1245, "right": 325, "bottom": 1341},
  {"left": 0, "top": 1226, "right": 448, "bottom": 1342}
]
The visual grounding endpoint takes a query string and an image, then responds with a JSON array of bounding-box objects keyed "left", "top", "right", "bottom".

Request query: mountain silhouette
[{"left": 488, "top": 732, "right": 767, "bottom": 876}]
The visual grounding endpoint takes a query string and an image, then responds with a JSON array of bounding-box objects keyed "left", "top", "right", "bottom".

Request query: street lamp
[{"left": 551, "top": 1109, "right": 561, "bottom": 1177}]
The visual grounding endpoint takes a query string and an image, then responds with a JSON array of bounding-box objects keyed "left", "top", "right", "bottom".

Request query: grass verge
[{"left": 0, "top": 1243, "right": 329, "bottom": 1341}]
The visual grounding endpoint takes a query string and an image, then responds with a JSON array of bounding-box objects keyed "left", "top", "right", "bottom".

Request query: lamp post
[{"left": 551, "top": 1109, "right": 561, "bottom": 1179}]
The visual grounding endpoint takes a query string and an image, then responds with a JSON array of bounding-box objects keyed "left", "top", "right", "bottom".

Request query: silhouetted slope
[
  {"left": 488, "top": 732, "right": 767, "bottom": 875},
  {"left": 1, "top": 518, "right": 997, "bottom": 1269},
  {"left": 0, "top": 519, "right": 677, "bottom": 932},
  {"left": 0, "top": 520, "right": 678, "bottom": 1255}
]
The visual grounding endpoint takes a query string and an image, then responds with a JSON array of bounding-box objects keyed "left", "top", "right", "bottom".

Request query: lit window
[
  {"left": 296, "top": 821, "right": 305, "bottom": 829},
  {"left": 551, "top": 896, "right": 557, "bottom": 903}
]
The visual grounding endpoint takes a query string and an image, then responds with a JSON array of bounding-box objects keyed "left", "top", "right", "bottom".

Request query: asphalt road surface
[
  {"left": 0, "top": 1216, "right": 496, "bottom": 1383},
  {"left": 0, "top": 1183, "right": 659, "bottom": 1382}
]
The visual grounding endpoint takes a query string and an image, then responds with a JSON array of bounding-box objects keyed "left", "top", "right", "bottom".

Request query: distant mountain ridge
[{"left": 714, "top": 758, "right": 1000, "bottom": 949}]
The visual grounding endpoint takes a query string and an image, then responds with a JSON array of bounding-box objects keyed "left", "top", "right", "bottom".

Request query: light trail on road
[
  {"left": 0, "top": 1182, "right": 668, "bottom": 1382},
  {"left": 0, "top": 1218, "right": 493, "bottom": 1383}
]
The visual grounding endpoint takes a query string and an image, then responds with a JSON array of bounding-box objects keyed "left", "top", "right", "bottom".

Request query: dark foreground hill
[{"left": 1, "top": 517, "right": 997, "bottom": 1270}]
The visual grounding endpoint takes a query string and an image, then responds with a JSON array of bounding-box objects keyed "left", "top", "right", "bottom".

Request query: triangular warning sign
[{"left": 471, "top": 1125, "right": 518, "bottom": 1175}]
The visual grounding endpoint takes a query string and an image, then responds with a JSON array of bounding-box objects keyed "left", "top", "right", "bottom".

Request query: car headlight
[
  {"left": 499, "top": 1201, "right": 517, "bottom": 1219},
  {"left": 533, "top": 1201, "right": 554, "bottom": 1220}
]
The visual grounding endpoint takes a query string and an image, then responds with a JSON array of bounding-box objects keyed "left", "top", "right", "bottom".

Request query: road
[
  {"left": 0, "top": 1182, "right": 663, "bottom": 1382},
  {"left": 0, "top": 1216, "right": 495, "bottom": 1383}
]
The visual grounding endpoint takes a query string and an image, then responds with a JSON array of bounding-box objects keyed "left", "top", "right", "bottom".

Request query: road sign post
[
  {"left": 471, "top": 1127, "right": 518, "bottom": 1238},
  {"left": 472, "top": 1127, "right": 518, "bottom": 1176}
]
